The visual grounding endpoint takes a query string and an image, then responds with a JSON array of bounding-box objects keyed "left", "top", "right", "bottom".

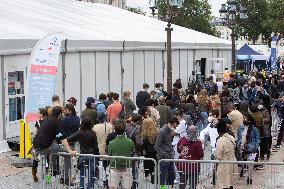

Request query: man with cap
[
  {"left": 67, "top": 97, "right": 77, "bottom": 106},
  {"left": 81, "top": 97, "right": 97, "bottom": 126}
]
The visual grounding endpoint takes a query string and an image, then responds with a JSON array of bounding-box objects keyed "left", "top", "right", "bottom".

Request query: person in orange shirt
[
  {"left": 107, "top": 93, "right": 122, "bottom": 125},
  {"left": 223, "top": 68, "right": 231, "bottom": 85}
]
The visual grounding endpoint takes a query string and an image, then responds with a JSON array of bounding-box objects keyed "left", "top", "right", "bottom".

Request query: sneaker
[
  {"left": 273, "top": 145, "right": 282, "bottom": 149},
  {"left": 174, "top": 179, "right": 180, "bottom": 184},
  {"left": 255, "top": 166, "right": 265, "bottom": 170}
]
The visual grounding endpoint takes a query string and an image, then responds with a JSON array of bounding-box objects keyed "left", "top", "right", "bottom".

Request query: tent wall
[
  {"left": 0, "top": 56, "right": 4, "bottom": 141},
  {"left": 0, "top": 47, "right": 232, "bottom": 141}
]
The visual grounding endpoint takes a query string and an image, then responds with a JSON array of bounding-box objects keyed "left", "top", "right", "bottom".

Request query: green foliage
[
  {"left": 236, "top": 0, "right": 271, "bottom": 44},
  {"left": 264, "top": 0, "right": 284, "bottom": 41},
  {"left": 156, "top": 0, "right": 218, "bottom": 36},
  {"left": 235, "top": 0, "right": 284, "bottom": 44},
  {"left": 126, "top": 7, "right": 146, "bottom": 16}
]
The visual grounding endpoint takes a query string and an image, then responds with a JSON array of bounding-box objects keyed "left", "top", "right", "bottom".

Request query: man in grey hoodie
[{"left": 155, "top": 116, "right": 179, "bottom": 186}]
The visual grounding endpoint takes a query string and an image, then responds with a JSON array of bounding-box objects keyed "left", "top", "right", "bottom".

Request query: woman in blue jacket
[{"left": 236, "top": 114, "right": 260, "bottom": 185}]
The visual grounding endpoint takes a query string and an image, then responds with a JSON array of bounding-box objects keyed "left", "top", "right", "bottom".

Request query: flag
[
  {"left": 25, "top": 33, "right": 62, "bottom": 122},
  {"left": 270, "top": 35, "right": 278, "bottom": 71}
]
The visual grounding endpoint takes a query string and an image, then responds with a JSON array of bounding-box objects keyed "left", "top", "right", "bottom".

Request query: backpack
[
  {"left": 154, "top": 90, "right": 164, "bottom": 99},
  {"left": 252, "top": 112, "right": 263, "bottom": 127},
  {"left": 96, "top": 102, "right": 106, "bottom": 113}
]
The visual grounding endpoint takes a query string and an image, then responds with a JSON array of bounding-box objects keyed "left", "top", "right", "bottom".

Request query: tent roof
[
  {"left": 237, "top": 44, "right": 263, "bottom": 56},
  {"left": 0, "top": 0, "right": 230, "bottom": 46}
]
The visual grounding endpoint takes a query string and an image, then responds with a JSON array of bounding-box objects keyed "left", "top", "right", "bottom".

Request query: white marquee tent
[{"left": 0, "top": 0, "right": 231, "bottom": 142}]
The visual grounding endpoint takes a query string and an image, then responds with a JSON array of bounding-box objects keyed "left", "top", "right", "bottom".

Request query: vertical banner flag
[
  {"left": 270, "top": 35, "right": 278, "bottom": 71},
  {"left": 25, "top": 33, "right": 62, "bottom": 122}
]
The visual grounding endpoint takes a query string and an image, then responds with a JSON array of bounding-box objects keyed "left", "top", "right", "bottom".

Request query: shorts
[{"left": 109, "top": 168, "right": 132, "bottom": 188}]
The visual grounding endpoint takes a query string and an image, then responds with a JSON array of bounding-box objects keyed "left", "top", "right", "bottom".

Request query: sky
[{"left": 126, "top": 0, "right": 227, "bottom": 17}]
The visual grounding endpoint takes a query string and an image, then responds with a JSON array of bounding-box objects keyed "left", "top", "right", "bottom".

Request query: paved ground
[{"left": 0, "top": 141, "right": 284, "bottom": 189}]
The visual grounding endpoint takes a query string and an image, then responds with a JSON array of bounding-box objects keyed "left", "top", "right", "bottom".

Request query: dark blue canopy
[
  {"left": 237, "top": 44, "right": 264, "bottom": 60},
  {"left": 237, "top": 44, "right": 263, "bottom": 56}
]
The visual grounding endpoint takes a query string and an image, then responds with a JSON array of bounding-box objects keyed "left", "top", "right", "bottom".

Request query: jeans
[
  {"left": 160, "top": 161, "right": 175, "bottom": 186},
  {"left": 79, "top": 157, "right": 95, "bottom": 189},
  {"left": 277, "top": 122, "right": 284, "bottom": 146},
  {"left": 196, "top": 112, "right": 208, "bottom": 134},
  {"left": 132, "top": 160, "right": 138, "bottom": 189}
]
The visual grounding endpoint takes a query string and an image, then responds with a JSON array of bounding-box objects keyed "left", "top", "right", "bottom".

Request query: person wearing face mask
[
  {"left": 176, "top": 125, "right": 204, "bottom": 189},
  {"left": 199, "top": 109, "right": 220, "bottom": 159},
  {"left": 236, "top": 114, "right": 261, "bottom": 185}
]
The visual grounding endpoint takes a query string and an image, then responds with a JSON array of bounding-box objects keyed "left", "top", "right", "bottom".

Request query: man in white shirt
[
  {"left": 210, "top": 70, "right": 217, "bottom": 83},
  {"left": 172, "top": 110, "right": 188, "bottom": 183},
  {"left": 199, "top": 109, "right": 220, "bottom": 159}
]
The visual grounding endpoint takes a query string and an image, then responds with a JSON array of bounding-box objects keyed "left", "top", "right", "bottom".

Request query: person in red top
[
  {"left": 107, "top": 93, "right": 122, "bottom": 125},
  {"left": 177, "top": 125, "right": 204, "bottom": 189}
]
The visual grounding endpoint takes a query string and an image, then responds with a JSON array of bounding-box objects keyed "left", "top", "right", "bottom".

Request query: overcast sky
[{"left": 126, "top": 0, "right": 227, "bottom": 16}]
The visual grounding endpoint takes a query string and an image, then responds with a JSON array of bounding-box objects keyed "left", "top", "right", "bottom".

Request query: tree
[
  {"left": 126, "top": 7, "right": 146, "bottom": 16},
  {"left": 264, "top": 0, "right": 284, "bottom": 43},
  {"left": 235, "top": 0, "right": 271, "bottom": 45},
  {"left": 156, "top": 0, "right": 218, "bottom": 36}
]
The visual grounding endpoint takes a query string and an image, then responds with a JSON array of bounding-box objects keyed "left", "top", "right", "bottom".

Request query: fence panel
[
  {"left": 40, "top": 153, "right": 157, "bottom": 189},
  {"left": 158, "top": 159, "right": 284, "bottom": 189}
]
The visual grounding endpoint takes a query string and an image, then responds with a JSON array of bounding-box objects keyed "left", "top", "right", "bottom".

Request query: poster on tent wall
[
  {"left": 270, "top": 35, "right": 278, "bottom": 71},
  {"left": 25, "top": 33, "right": 62, "bottom": 123}
]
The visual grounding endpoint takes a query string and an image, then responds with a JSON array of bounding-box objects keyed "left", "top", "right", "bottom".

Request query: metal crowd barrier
[
  {"left": 39, "top": 152, "right": 284, "bottom": 189},
  {"left": 40, "top": 152, "right": 157, "bottom": 189},
  {"left": 158, "top": 159, "right": 284, "bottom": 189}
]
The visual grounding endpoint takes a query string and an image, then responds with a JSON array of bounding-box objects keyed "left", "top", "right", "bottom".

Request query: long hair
[
  {"left": 141, "top": 118, "right": 158, "bottom": 144},
  {"left": 197, "top": 89, "right": 209, "bottom": 105},
  {"left": 80, "top": 118, "right": 94, "bottom": 133},
  {"left": 65, "top": 104, "right": 76, "bottom": 116}
]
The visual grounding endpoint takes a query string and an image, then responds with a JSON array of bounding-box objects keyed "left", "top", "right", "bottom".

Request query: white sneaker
[{"left": 174, "top": 179, "right": 180, "bottom": 184}]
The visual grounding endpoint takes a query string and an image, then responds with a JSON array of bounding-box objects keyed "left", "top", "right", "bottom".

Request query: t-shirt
[
  {"left": 216, "top": 82, "right": 223, "bottom": 92},
  {"left": 33, "top": 117, "right": 65, "bottom": 150},
  {"left": 62, "top": 115, "right": 80, "bottom": 138},
  {"left": 108, "top": 135, "right": 134, "bottom": 169},
  {"left": 172, "top": 120, "right": 187, "bottom": 146},
  {"left": 107, "top": 102, "right": 122, "bottom": 125},
  {"left": 223, "top": 70, "right": 231, "bottom": 82}
]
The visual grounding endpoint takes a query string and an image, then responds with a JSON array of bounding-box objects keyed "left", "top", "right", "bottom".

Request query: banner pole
[{"left": 24, "top": 122, "right": 26, "bottom": 160}]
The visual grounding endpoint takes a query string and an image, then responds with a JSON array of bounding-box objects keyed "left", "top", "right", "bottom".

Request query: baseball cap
[
  {"left": 67, "top": 97, "right": 77, "bottom": 103},
  {"left": 86, "top": 97, "right": 95, "bottom": 104}
]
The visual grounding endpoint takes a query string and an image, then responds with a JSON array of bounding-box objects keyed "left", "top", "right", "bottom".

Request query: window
[
  {"left": 8, "top": 71, "right": 25, "bottom": 122},
  {"left": 8, "top": 71, "right": 24, "bottom": 95}
]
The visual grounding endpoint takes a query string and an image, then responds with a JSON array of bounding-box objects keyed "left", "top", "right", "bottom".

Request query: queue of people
[{"left": 30, "top": 69, "right": 284, "bottom": 189}]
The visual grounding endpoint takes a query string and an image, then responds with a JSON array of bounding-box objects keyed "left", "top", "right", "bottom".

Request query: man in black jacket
[
  {"left": 136, "top": 83, "right": 150, "bottom": 115},
  {"left": 33, "top": 106, "right": 76, "bottom": 186}
]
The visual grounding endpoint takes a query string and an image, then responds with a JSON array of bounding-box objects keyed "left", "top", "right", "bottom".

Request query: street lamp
[
  {"left": 219, "top": 0, "right": 247, "bottom": 71},
  {"left": 149, "top": 0, "right": 183, "bottom": 93}
]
